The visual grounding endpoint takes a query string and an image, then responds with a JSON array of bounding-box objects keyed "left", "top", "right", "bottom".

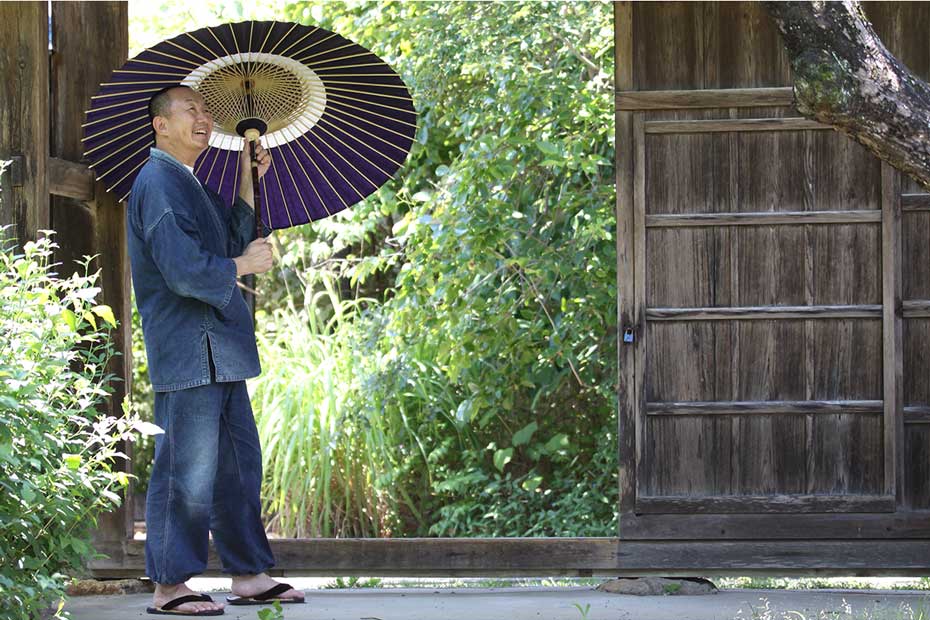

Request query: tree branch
[{"left": 763, "top": 0, "right": 930, "bottom": 191}]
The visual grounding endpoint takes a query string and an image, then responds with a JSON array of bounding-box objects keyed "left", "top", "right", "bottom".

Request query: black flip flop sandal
[
  {"left": 146, "top": 593, "right": 224, "bottom": 616},
  {"left": 226, "top": 582, "right": 305, "bottom": 605}
]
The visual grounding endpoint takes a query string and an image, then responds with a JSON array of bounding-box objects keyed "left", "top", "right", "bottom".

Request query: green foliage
[
  {"left": 127, "top": 0, "right": 617, "bottom": 538},
  {"left": 0, "top": 231, "right": 143, "bottom": 620},
  {"left": 323, "top": 576, "right": 383, "bottom": 589},
  {"left": 256, "top": 599, "right": 284, "bottom": 620}
]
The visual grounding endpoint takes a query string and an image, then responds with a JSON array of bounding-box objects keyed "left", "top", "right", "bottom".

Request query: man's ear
[{"left": 152, "top": 116, "right": 168, "bottom": 137}]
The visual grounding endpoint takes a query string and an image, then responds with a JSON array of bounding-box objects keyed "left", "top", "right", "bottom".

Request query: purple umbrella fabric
[{"left": 83, "top": 20, "right": 417, "bottom": 230}]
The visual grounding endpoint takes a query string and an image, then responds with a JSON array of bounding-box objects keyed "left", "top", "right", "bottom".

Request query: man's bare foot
[
  {"left": 151, "top": 582, "right": 225, "bottom": 614},
  {"left": 230, "top": 572, "right": 304, "bottom": 602}
]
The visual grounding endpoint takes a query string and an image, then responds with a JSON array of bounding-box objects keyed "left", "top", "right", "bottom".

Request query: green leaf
[
  {"left": 132, "top": 420, "right": 165, "bottom": 436},
  {"left": 92, "top": 304, "right": 117, "bottom": 328},
  {"left": 61, "top": 307, "right": 77, "bottom": 331},
  {"left": 493, "top": 447, "right": 513, "bottom": 473},
  {"left": 512, "top": 421, "right": 537, "bottom": 447},
  {"left": 64, "top": 454, "right": 82, "bottom": 470},
  {"left": 521, "top": 474, "right": 543, "bottom": 492}
]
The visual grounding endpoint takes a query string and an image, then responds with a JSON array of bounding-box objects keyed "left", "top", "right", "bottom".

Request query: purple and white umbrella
[{"left": 82, "top": 20, "right": 417, "bottom": 231}]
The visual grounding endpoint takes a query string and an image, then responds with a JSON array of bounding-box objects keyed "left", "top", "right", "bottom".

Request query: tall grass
[{"left": 250, "top": 273, "right": 410, "bottom": 538}]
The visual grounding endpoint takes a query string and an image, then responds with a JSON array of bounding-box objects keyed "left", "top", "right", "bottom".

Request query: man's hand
[{"left": 233, "top": 237, "right": 273, "bottom": 277}]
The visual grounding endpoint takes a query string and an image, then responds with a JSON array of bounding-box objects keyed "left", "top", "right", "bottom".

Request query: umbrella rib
[
  {"left": 81, "top": 113, "right": 149, "bottom": 140},
  {"left": 184, "top": 31, "right": 222, "bottom": 62},
  {"left": 112, "top": 69, "right": 189, "bottom": 77},
  {"left": 305, "top": 119, "right": 395, "bottom": 179},
  {"left": 323, "top": 104, "right": 419, "bottom": 140},
  {"left": 325, "top": 98, "right": 417, "bottom": 129},
  {"left": 290, "top": 31, "right": 339, "bottom": 60},
  {"left": 86, "top": 135, "right": 152, "bottom": 170},
  {"left": 259, "top": 170, "right": 272, "bottom": 230},
  {"left": 288, "top": 130, "right": 344, "bottom": 215},
  {"left": 272, "top": 24, "right": 315, "bottom": 56},
  {"left": 315, "top": 115, "right": 408, "bottom": 160},
  {"left": 323, "top": 85, "right": 413, "bottom": 102},
  {"left": 143, "top": 47, "right": 201, "bottom": 69},
  {"left": 104, "top": 154, "right": 149, "bottom": 194},
  {"left": 269, "top": 151, "right": 296, "bottom": 228},
  {"left": 326, "top": 91, "right": 417, "bottom": 116},
  {"left": 92, "top": 86, "right": 170, "bottom": 99},
  {"left": 205, "top": 25, "right": 248, "bottom": 81},
  {"left": 257, "top": 21, "right": 276, "bottom": 55},
  {"left": 82, "top": 105, "right": 148, "bottom": 127},
  {"left": 300, "top": 121, "right": 383, "bottom": 189},
  {"left": 215, "top": 145, "right": 233, "bottom": 194},
  {"left": 297, "top": 130, "right": 366, "bottom": 202},
  {"left": 164, "top": 38, "right": 212, "bottom": 64},
  {"left": 322, "top": 80, "right": 410, "bottom": 89},
  {"left": 94, "top": 141, "right": 152, "bottom": 180},
  {"left": 128, "top": 57, "right": 204, "bottom": 71},
  {"left": 276, "top": 141, "right": 313, "bottom": 223},
  {"left": 314, "top": 61, "right": 390, "bottom": 72},
  {"left": 301, "top": 51, "right": 374, "bottom": 66},
  {"left": 281, "top": 132, "right": 328, "bottom": 219},
  {"left": 84, "top": 125, "right": 152, "bottom": 159},
  {"left": 301, "top": 42, "right": 355, "bottom": 61}
]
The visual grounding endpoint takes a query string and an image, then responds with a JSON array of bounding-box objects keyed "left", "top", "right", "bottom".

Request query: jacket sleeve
[
  {"left": 229, "top": 195, "right": 273, "bottom": 258},
  {"left": 142, "top": 195, "right": 238, "bottom": 310}
]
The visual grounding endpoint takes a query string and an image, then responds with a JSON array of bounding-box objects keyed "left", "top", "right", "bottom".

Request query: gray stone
[{"left": 596, "top": 577, "right": 718, "bottom": 596}]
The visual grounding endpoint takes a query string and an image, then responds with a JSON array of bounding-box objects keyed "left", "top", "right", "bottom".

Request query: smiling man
[{"left": 126, "top": 85, "right": 305, "bottom": 616}]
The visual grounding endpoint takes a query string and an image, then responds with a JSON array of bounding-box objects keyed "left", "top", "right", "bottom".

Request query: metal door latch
[{"left": 623, "top": 327, "right": 635, "bottom": 343}]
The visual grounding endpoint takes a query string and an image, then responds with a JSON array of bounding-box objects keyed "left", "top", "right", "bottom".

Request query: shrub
[{"left": 0, "top": 231, "right": 143, "bottom": 620}]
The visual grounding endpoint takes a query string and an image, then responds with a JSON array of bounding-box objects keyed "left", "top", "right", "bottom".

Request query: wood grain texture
[
  {"left": 48, "top": 1, "right": 132, "bottom": 548},
  {"left": 0, "top": 1, "right": 49, "bottom": 247},
  {"left": 646, "top": 210, "right": 881, "bottom": 227},
  {"left": 647, "top": 400, "right": 884, "bottom": 416},
  {"left": 647, "top": 306, "right": 882, "bottom": 321},
  {"left": 645, "top": 118, "right": 829, "bottom": 134},
  {"left": 637, "top": 495, "right": 894, "bottom": 514},
  {"left": 617, "top": 87, "right": 794, "bottom": 111},
  {"left": 88, "top": 538, "right": 930, "bottom": 577}
]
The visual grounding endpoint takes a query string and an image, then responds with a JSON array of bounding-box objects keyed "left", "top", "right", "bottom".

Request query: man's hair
[{"left": 148, "top": 85, "right": 188, "bottom": 136}]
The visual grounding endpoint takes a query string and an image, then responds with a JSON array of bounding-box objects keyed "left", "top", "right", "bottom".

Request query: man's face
[{"left": 153, "top": 87, "right": 214, "bottom": 158}]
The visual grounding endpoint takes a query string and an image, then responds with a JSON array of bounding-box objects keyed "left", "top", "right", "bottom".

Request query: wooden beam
[
  {"left": 621, "top": 512, "right": 930, "bottom": 540},
  {"left": 881, "top": 162, "right": 904, "bottom": 502},
  {"left": 900, "top": 192, "right": 930, "bottom": 211},
  {"left": 644, "top": 117, "right": 831, "bottom": 134},
  {"left": 646, "top": 210, "right": 881, "bottom": 227},
  {"left": 614, "top": 0, "right": 636, "bottom": 532},
  {"left": 647, "top": 305, "right": 882, "bottom": 321},
  {"left": 636, "top": 495, "right": 895, "bottom": 514},
  {"left": 646, "top": 400, "right": 884, "bottom": 416},
  {"left": 616, "top": 87, "right": 795, "bottom": 110},
  {"left": 88, "top": 538, "right": 930, "bottom": 577},
  {"left": 48, "top": 157, "right": 95, "bottom": 201},
  {"left": 0, "top": 1, "right": 49, "bottom": 247},
  {"left": 48, "top": 1, "right": 133, "bottom": 550}
]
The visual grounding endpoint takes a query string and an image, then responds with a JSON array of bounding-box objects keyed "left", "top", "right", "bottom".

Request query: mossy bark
[{"left": 763, "top": 0, "right": 930, "bottom": 191}]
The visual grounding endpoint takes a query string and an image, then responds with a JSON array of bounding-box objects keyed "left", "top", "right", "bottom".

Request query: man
[{"left": 127, "top": 84, "right": 305, "bottom": 616}]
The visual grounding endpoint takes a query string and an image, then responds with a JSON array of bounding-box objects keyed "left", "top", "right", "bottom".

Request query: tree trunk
[{"left": 762, "top": 0, "right": 930, "bottom": 191}]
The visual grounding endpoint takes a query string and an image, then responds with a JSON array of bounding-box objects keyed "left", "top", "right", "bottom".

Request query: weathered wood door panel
[
  {"left": 614, "top": 1, "right": 930, "bottom": 542},
  {"left": 632, "top": 110, "right": 892, "bottom": 516}
]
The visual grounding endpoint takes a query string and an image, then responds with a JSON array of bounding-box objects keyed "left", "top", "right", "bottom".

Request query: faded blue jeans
[{"left": 144, "top": 358, "right": 275, "bottom": 584}]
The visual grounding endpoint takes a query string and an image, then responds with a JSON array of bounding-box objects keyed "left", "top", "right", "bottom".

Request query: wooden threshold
[
  {"left": 621, "top": 512, "right": 930, "bottom": 540},
  {"left": 89, "top": 537, "right": 930, "bottom": 577}
]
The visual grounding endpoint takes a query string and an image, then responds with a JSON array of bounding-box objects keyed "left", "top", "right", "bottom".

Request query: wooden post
[
  {"left": 49, "top": 1, "right": 132, "bottom": 555},
  {"left": 0, "top": 1, "right": 49, "bottom": 247}
]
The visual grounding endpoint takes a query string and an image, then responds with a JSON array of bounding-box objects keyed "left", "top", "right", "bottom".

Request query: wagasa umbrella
[{"left": 83, "top": 20, "right": 417, "bottom": 235}]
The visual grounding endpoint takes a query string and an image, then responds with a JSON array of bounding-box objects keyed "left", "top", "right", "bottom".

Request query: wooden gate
[{"left": 617, "top": 1, "right": 930, "bottom": 545}]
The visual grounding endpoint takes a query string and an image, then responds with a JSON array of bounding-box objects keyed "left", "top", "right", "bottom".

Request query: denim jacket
[{"left": 127, "top": 147, "right": 268, "bottom": 392}]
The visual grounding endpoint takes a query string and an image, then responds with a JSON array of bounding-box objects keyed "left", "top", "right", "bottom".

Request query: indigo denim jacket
[{"left": 127, "top": 147, "right": 268, "bottom": 392}]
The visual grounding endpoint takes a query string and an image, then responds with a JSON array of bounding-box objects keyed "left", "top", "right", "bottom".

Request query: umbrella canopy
[{"left": 83, "top": 20, "right": 417, "bottom": 230}]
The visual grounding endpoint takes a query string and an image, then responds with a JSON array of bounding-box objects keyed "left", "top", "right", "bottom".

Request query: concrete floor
[{"left": 63, "top": 585, "right": 930, "bottom": 620}]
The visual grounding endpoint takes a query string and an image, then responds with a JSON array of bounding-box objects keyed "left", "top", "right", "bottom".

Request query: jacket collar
[{"left": 149, "top": 147, "right": 199, "bottom": 177}]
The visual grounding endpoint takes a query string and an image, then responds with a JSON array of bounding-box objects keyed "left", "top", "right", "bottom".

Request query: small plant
[
  {"left": 573, "top": 602, "right": 591, "bottom": 619},
  {"left": 257, "top": 599, "right": 284, "bottom": 620},
  {"left": 324, "top": 576, "right": 383, "bottom": 589},
  {"left": 664, "top": 582, "right": 682, "bottom": 595}
]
